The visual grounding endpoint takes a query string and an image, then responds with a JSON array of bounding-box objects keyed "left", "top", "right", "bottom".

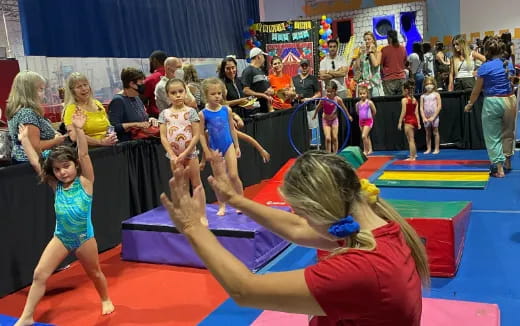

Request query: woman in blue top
[
  {"left": 465, "top": 36, "right": 517, "bottom": 177},
  {"left": 15, "top": 110, "right": 113, "bottom": 326}
]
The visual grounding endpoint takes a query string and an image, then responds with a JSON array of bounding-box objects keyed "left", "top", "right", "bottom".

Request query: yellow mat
[{"left": 379, "top": 171, "right": 490, "bottom": 181}]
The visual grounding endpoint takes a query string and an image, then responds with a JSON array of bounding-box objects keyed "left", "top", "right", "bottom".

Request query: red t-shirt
[
  {"left": 381, "top": 45, "right": 407, "bottom": 81},
  {"left": 144, "top": 66, "right": 165, "bottom": 116},
  {"left": 304, "top": 221, "right": 422, "bottom": 326}
]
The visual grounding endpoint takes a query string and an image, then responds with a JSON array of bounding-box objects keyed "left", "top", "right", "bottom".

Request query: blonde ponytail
[{"left": 373, "top": 198, "right": 431, "bottom": 287}]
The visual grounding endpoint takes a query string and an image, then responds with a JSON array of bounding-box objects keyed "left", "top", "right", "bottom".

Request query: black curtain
[{"left": 18, "top": 0, "right": 259, "bottom": 58}]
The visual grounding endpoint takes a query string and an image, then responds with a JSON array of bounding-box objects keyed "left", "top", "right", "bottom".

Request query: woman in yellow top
[{"left": 63, "top": 72, "right": 117, "bottom": 146}]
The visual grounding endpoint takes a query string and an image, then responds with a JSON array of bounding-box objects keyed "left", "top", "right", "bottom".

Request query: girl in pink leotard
[
  {"left": 313, "top": 81, "right": 353, "bottom": 153},
  {"left": 420, "top": 76, "right": 442, "bottom": 154},
  {"left": 356, "top": 85, "right": 377, "bottom": 155}
]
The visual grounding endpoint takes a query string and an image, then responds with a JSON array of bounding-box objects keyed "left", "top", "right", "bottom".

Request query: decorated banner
[{"left": 266, "top": 42, "right": 314, "bottom": 77}]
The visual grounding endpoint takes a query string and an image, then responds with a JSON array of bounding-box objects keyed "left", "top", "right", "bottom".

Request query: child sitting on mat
[
  {"left": 420, "top": 76, "right": 442, "bottom": 154},
  {"left": 355, "top": 85, "right": 377, "bottom": 155},
  {"left": 398, "top": 79, "right": 421, "bottom": 160}
]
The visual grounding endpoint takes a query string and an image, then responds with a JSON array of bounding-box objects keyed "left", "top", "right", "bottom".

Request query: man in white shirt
[
  {"left": 319, "top": 39, "right": 348, "bottom": 98},
  {"left": 155, "top": 57, "right": 197, "bottom": 111}
]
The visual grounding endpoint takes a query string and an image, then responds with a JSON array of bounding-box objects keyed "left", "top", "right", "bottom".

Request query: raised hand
[
  {"left": 208, "top": 151, "right": 238, "bottom": 203},
  {"left": 18, "top": 124, "right": 29, "bottom": 141},
  {"left": 71, "top": 109, "right": 87, "bottom": 129},
  {"left": 160, "top": 163, "right": 208, "bottom": 234}
]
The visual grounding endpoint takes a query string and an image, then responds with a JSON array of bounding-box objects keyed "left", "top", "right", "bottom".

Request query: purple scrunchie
[{"left": 328, "top": 216, "right": 360, "bottom": 238}]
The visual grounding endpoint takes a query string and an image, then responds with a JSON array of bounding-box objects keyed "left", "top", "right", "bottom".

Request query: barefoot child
[
  {"left": 313, "top": 80, "right": 353, "bottom": 153},
  {"left": 15, "top": 110, "right": 113, "bottom": 326},
  {"left": 398, "top": 80, "right": 421, "bottom": 160},
  {"left": 199, "top": 77, "right": 244, "bottom": 216},
  {"left": 420, "top": 76, "right": 441, "bottom": 154},
  {"left": 158, "top": 78, "right": 207, "bottom": 225},
  {"left": 355, "top": 85, "right": 377, "bottom": 155}
]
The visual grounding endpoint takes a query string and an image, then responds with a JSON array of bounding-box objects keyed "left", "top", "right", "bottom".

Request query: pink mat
[{"left": 251, "top": 298, "right": 500, "bottom": 326}]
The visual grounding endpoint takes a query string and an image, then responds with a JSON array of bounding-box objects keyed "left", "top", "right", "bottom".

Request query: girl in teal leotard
[{"left": 15, "top": 110, "right": 113, "bottom": 326}]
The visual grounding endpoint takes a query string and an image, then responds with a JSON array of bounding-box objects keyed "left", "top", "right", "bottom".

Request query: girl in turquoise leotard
[{"left": 15, "top": 110, "right": 113, "bottom": 326}]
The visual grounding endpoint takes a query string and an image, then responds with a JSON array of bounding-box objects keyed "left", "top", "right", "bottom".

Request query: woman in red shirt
[
  {"left": 269, "top": 56, "right": 296, "bottom": 109},
  {"left": 161, "top": 151, "right": 430, "bottom": 326}
]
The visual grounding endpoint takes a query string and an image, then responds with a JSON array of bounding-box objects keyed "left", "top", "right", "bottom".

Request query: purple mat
[{"left": 121, "top": 204, "right": 290, "bottom": 271}]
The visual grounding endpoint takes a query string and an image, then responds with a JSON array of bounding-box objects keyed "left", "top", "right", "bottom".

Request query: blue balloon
[
  {"left": 254, "top": 41, "right": 262, "bottom": 47},
  {"left": 321, "top": 34, "right": 328, "bottom": 40},
  {"left": 247, "top": 18, "right": 255, "bottom": 26},
  {"left": 243, "top": 31, "right": 250, "bottom": 39},
  {"left": 326, "top": 17, "right": 332, "bottom": 24}
]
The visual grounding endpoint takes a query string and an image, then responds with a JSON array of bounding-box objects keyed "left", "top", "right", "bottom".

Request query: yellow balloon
[
  {"left": 319, "top": 39, "right": 325, "bottom": 45},
  {"left": 322, "top": 15, "right": 326, "bottom": 20},
  {"left": 319, "top": 29, "right": 324, "bottom": 35}
]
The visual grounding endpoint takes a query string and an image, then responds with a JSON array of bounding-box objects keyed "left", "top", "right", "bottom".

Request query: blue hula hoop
[{"left": 288, "top": 97, "right": 351, "bottom": 155}]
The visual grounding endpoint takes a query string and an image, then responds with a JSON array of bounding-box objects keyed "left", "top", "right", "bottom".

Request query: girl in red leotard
[{"left": 397, "top": 79, "right": 421, "bottom": 160}]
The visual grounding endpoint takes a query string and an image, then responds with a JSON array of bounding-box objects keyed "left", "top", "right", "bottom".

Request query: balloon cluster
[
  {"left": 318, "top": 15, "right": 333, "bottom": 57},
  {"left": 244, "top": 18, "right": 262, "bottom": 51}
]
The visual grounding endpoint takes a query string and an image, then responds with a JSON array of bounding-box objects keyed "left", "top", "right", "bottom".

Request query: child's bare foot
[
  {"left": 14, "top": 317, "right": 34, "bottom": 326},
  {"left": 217, "top": 205, "right": 226, "bottom": 216},
  {"left": 363, "top": 151, "right": 368, "bottom": 156},
  {"left": 423, "top": 150, "right": 431, "bottom": 154},
  {"left": 235, "top": 209, "right": 243, "bottom": 215},
  {"left": 504, "top": 157, "right": 512, "bottom": 170},
  {"left": 432, "top": 150, "right": 440, "bottom": 154},
  {"left": 102, "top": 300, "right": 115, "bottom": 315},
  {"left": 405, "top": 157, "right": 416, "bottom": 161},
  {"left": 367, "top": 150, "right": 373, "bottom": 155}
]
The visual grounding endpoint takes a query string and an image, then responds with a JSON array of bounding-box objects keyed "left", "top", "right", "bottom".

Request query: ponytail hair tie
[
  {"left": 328, "top": 216, "right": 360, "bottom": 238},
  {"left": 360, "top": 178, "right": 380, "bottom": 204}
]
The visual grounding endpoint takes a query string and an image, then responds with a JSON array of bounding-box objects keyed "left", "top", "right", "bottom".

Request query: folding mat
[
  {"left": 250, "top": 298, "right": 500, "bottom": 326},
  {"left": 121, "top": 205, "right": 289, "bottom": 271},
  {"left": 387, "top": 159, "right": 490, "bottom": 171},
  {"left": 387, "top": 199, "right": 472, "bottom": 277},
  {"left": 375, "top": 171, "right": 489, "bottom": 189}
]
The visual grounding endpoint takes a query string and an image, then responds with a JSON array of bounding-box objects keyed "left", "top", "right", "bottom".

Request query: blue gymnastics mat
[{"left": 0, "top": 314, "right": 54, "bottom": 326}]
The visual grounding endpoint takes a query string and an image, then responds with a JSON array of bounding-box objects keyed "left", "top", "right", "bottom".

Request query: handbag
[
  {"left": 0, "top": 121, "right": 11, "bottom": 162},
  {"left": 129, "top": 126, "right": 160, "bottom": 139}
]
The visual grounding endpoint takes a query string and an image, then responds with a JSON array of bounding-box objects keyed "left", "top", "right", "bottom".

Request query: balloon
[
  {"left": 321, "top": 20, "right": 325, "bottom": 25},
  {"left": 319, "top": 39, "right": 325, "bottom": 45},
  {"left": 326, "top": 29, "right": 332, "bottom": 36},
  {"left": 323, "top": 23, "right": 329, "bottom": 29},
  {"left": 247, "top": 39, "right": 253, "bottom": 45},
  {"left": 321, "top": 34, "right": 328, "bottom": 40},
  {"left": 249, "top": 30, "right": 256, "bottom": 36},
  {"left": 319, "top": 29, "right": 324, "bottom": 35},
  {"left": 326, "top": 17, "right": 332, "bottom": 24},
  {"left": 245, "top": 44, "right": 251, "bottom": 50},
  {"left": 254, "top": 40, "right": 262, "bottom": 47},
  {"left": 247, "top": 18, "right": 255, "bottom": 26},
  {"left": 243, "top": 32, "right": 250, "bottom": 39},
  {"left": 322, "top": 43, "right": 328, "bottom": 49},
  {"left": 322, "top": 15, "right": 326, "bottom": 20}
]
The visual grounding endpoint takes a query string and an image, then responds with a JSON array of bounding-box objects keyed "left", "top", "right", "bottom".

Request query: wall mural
[{"left": 372, "top": 15, "right": 395, "bottom": 40}]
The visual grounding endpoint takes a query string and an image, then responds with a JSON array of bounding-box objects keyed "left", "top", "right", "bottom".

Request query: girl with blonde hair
[
  {"left": 62, "top": 72, "right": 117, "bottom": 146},
  {"left": 448, "top": 35, "right": 486, "bottom": 91},
  {"left": 161, "top": 150, "right": 429, "bottom": 325},
  {"left": 7, "top": 71, "right": 66, "bottom": 162},
  {"left": 355, "top": 31, "right": 384, "bottom": 97}
]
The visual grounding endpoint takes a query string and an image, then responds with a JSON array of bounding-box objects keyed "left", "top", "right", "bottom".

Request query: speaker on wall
[
  {"left": 332, "top": 19, "right": 353, "bottom": 43},
  {"left": 372, "top": 15, "right": 395, "bottom": 40}
]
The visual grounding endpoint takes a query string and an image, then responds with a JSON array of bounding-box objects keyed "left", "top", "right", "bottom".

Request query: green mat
[
  {"left": 386, "top": 199, "right": 470, "bottom": 219},
  {"left": 338, "top": 146, "right": 367, "bottom": 169},
  {"left": 374, "top": 179, "right": 487, "bottom": 189}
]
